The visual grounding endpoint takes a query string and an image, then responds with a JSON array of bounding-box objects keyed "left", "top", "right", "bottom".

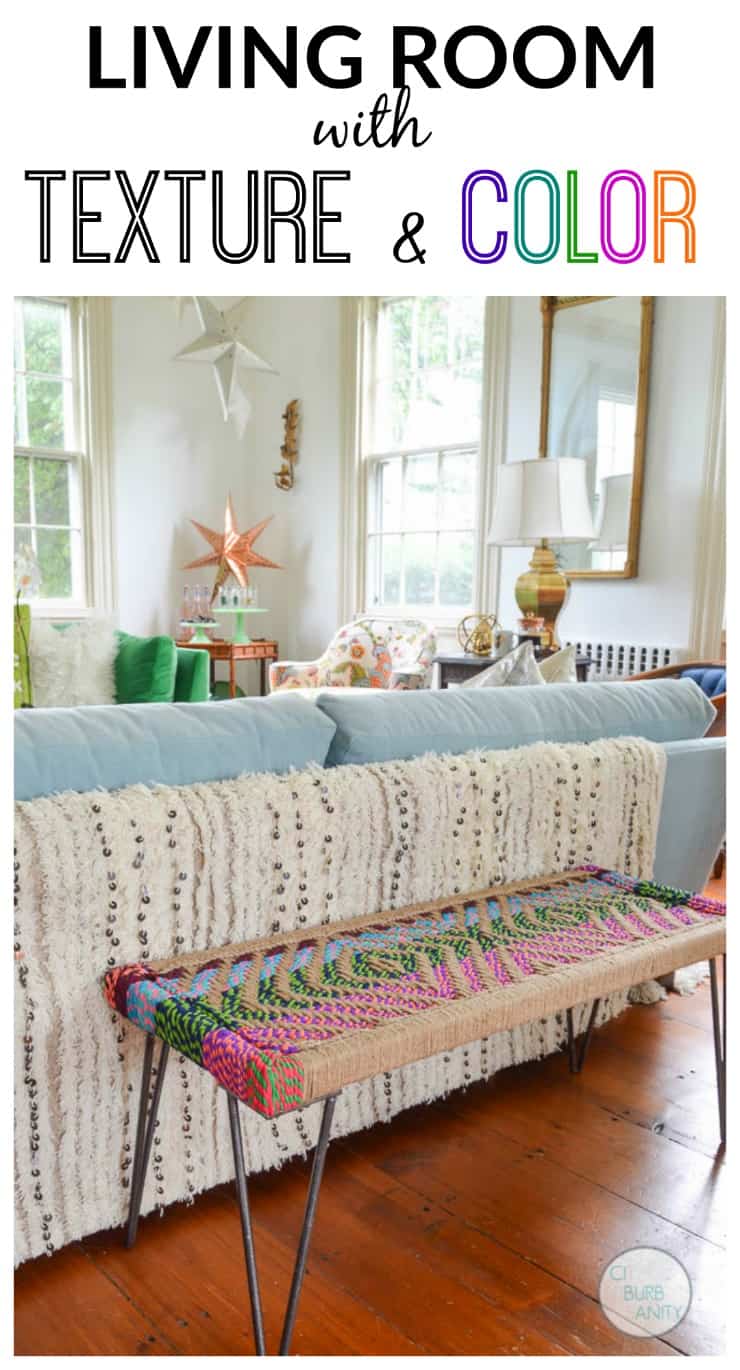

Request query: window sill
[
  {"left": 361, "top": 610, "right": 468, "bottom": 630},
  {"left": 26, "top": 603, "right": 99, "bottom": 621}
]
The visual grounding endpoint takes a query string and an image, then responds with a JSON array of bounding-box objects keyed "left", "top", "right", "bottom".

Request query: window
[
  {"left": 363, "top": 297, "right": 486, "bottom": 620},
  {"left": 13, "top": 296, "right": 114, "bottom": 615},
  {"left": 596, "top": 392, "right": 636, "bottom": 483}
]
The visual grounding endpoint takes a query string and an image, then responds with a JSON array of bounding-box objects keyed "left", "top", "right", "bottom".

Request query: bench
[{"left": 104, "top": 865, "right": 726, "bottom": 1356}]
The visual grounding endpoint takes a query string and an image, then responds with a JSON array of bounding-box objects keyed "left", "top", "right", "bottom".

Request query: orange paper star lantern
[{"left": 184, "top": 494, "right": 282, "bottom": 603}]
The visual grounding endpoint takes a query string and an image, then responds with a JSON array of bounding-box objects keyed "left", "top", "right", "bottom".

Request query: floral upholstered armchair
[{"left": 270, "top": 618, "right": 437, "bottom": 692}]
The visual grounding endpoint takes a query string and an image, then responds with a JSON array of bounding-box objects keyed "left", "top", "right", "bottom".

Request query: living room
[{"left": 13, "top": 294, "right": 726, "bottom": 1355}]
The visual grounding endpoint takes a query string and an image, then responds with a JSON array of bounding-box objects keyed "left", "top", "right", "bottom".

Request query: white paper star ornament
[{"left": 173, "top": 296, "right": 277, "bottom": 428}]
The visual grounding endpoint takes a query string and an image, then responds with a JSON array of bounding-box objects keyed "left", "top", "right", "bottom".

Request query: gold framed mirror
[{"left": 539, "top": 296, "right": 653, "bottom": 579}]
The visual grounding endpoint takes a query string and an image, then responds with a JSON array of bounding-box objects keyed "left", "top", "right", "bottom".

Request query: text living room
[{"left": 13, "top": 295, "right": 726, "bottom": 1356}]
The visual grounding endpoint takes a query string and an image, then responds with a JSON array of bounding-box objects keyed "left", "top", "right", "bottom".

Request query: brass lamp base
[{"left": 515, "top": 543, "right": 569, "bottom": 651}]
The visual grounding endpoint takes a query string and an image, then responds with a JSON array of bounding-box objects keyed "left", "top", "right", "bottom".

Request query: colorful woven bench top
[{"left": 105, "top": 867, "right": 726, "bottom": 1120}]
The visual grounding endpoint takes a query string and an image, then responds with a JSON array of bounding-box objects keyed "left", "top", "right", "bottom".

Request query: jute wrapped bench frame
[{"left": 106, "top": 867, "right": 726, "bottom": 1355}]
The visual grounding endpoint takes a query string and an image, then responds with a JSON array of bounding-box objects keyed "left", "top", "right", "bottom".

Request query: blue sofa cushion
[
  {"left": 680, "top": 666, "right": 726, "bottom": 699},
  {"left": 318, "top": 678, "right": 717, "bottom": 767},
  {"left": 14, "top": 696, "right": 337, "bottom": 802}
]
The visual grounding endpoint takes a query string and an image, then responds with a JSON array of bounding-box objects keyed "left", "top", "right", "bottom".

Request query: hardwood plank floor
[{"left": 15, "top": 878, "right": 726, "bottom": 1356}]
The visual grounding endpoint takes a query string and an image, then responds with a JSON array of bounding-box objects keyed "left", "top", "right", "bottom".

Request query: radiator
[{"left": 567, "top": 640, "right": 684, "bottom": 682}]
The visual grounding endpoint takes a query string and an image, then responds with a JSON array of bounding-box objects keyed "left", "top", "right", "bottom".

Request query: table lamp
[{"left": 487, "top": 458, "right": 595, "bottom": 649}]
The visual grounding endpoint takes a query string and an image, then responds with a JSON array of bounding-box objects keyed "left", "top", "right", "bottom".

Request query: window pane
[
  {"left": 380, "top": 460, "right": 402, "bottom": 530},
  {"left": 33, "top": 458, "right": 71, "bottom": 525},
  {"left": 14, "top": 376, "right": 28, "bottom": 445},
  {"left": 387, "top": 298, "right": 414, "bottom": 378},
  {"left": 439, "top": 531, "right": 474, "bottom": 607},
  {"left": 450, "top": 362, "right": 483, "bottom": 443},
  {"left": 14, "top": 455, "right": 31, "bottom": 523},
  {"left": 406, "top": 367, "right": 481, "bottom": 448},
  {"left": 403, "top": 533, "right": 436, "bottom": 605},
  {"left": 417, "top": 297, "right": 450, "bottom": 369},
  {"left": 22, "top": 298, "right": 65, "bottom": 374},
  {"left": 373, "top": 297, "right": 485, "bottom": 452},
  {"left": 449, "top": 298, "right": 485, "bottom": 365},
  {"left": 439, "top": 451, "right": 475, "bottom": 528},
  {"left": 15, "top": 527, "right": 31, "bottom": 558},
  {"left": 25, "top": 376, "right": 68, "bottom": 448},
  {"left": 36, "top": 528, "right": 73, "bottom": 598},
  {"left": 405, "top": 455, "right": 437, "bottom": 530},
  {"left": 390, "top": 377, "right": 412, "bottom": 449},
  {"left": 14, "top": 299, "right": 25, "bottom": 371},
  {"left": 380, "top": 535, "right": 401, "bottom": 605},
  {"left": 366, "top": 536, "right": 378, "bottom": 606}
]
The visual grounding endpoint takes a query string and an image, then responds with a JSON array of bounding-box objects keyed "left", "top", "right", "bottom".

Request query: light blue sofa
[{"left": 14, "top": 678, "right": 725, "bottom": 893}]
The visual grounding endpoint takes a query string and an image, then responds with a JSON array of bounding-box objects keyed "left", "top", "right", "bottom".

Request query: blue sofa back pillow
[
  {"left": 14, "top": 695, "right": 337, "bottom": 802},
  {"left": 318, "top": 678, "right": 716, "bottom": 767}
]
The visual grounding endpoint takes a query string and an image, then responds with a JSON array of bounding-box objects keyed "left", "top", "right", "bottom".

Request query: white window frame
[
  {"left": 365, "top": 444, "right": 479, "bottom": 621},
  {"left": 339, "top": 296, "right": 510, "bottom": 635},
  {"left": 14, "top": 296, "right": 116, "bottom": 618}
]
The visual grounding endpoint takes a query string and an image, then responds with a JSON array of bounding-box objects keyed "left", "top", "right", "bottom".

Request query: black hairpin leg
[
  {"left": 227, "top": 1091, "right": 339, "bottom": 1357},
  {"left": 709, "top": 956, "right": 726, "bottom": 1146},
  {"left": 278, "top": 1092, "right": 338, "bottom": 1356},
  {"left": 125, "top": 1036, "right": 170, "bottom": 1248},
  {"left": 566, "top": 999, "right": 601, "bottom": 1074},
  {"left": 227, "top": 1093, "right": 266, "bottom": 1356}
]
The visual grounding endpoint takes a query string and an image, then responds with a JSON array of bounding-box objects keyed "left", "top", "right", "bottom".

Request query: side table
[
  {"left": 176, "top": 638, "right": 278, "bottom": 698},
  {"left": 434, "top": 652, "right": 593, "bottom": 688}
]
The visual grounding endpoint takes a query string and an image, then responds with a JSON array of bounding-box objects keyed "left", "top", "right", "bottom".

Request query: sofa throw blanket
[{"left": 14, "top": 736, "right": 665, "bottom": 1264}]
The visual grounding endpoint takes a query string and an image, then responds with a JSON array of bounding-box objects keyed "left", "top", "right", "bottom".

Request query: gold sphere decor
[{"left": 457, "top": 613, "right": 499, "bottom": 658}]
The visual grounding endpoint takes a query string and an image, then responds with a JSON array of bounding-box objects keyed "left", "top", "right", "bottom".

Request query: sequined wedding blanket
[{"left": 14, "top": 736, "right": 665, "bottom": 1263}]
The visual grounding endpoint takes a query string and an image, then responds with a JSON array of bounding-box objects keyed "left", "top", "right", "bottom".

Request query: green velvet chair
[
  {"left": 114, "top": 631, "right": 210, "bottom": 704},
  {"left": 172, "top": 645, "right": 210, "bottom": 702}
]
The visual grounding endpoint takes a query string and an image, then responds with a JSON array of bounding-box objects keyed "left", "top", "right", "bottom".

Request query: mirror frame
[{"left": 538, "top": 295, "right": 654, "bottom": 580}]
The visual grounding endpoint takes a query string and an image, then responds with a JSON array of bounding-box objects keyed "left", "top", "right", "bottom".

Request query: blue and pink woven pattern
[{"left": 104, "top": 867, "right": 726, "bottom": 1118}]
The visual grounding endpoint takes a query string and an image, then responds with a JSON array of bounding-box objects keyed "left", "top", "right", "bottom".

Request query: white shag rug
[
  {"left": 14, "top": 735, "right": 666, "bottom": 1264},
  {"left": 629, "top": 961, "right": 711, "bottom": 1003}
]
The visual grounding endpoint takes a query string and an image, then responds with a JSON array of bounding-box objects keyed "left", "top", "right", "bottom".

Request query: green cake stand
[
  {"left": 212, "top": 606, "right": 269, "bottom": 645},
  {"left": 179, "top": 619, "right": 218, "bottom": 644}
]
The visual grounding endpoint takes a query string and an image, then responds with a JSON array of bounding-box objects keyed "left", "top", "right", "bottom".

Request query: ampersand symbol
[{"left": 393, "top": 211, "right": 427, "bottom": 263}]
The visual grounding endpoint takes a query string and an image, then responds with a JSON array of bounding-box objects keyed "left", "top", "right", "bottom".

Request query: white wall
[
  {"left": 112, "top": 297, "right": 343, "bottom": 690},
  {"left": 497, "top": 297, "right": 720, "bottom": 649}
]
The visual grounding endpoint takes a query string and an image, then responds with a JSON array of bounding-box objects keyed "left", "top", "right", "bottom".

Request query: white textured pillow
[
  {"left": 30, "top": 619, "right": 118, "bottom": 708},
  {"left": 462, "top": 640, "right": 545, "bottom": 688},
  {"left": 538, "top": 643, "right": 578, "bottom": 684}
]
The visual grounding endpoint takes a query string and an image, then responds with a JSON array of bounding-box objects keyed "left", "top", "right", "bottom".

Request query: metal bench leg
[
  {"left": 709, "top": 956, "right": 726, "bottom": 1146},
  {"left": 279, "top": 1093, "right": 338, "bottom": 1356},
  {"left": 227, "top": 1091, "right": 339, "bottom": 1356},
  {"left": 126, "top": 1037, "right": 170, "bottom": 1248},
  {"left": 566, "top": 1000, "right": 601, "bottom": 1074},
  {"left": 227, "top": 1093, "right": 267, "bottom": 1356}
]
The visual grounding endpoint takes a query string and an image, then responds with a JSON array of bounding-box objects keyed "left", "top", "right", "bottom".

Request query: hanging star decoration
[
  {"left": 183, "top": 494, "right": 282, "bottom": 604},
  {"left": 174, "top": 297, "right": 277, "bottom": 436}
]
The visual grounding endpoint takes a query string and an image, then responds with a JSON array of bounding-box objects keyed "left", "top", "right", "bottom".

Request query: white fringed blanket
[{"left": 14, "top": 736, "right": 665, "bottom": 1263}]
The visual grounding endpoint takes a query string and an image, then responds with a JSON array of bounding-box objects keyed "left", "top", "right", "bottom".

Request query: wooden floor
[{"left": 15, "top": 880, "right": 726, "bottom": 1357}]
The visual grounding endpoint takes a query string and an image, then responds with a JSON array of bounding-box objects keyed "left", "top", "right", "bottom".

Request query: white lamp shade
[
  {"left": 486, "top": 459, "right": 596, "bottom": 546},
  {"left": 592, "top": 472, "right": 632, "bottom": 550}
]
